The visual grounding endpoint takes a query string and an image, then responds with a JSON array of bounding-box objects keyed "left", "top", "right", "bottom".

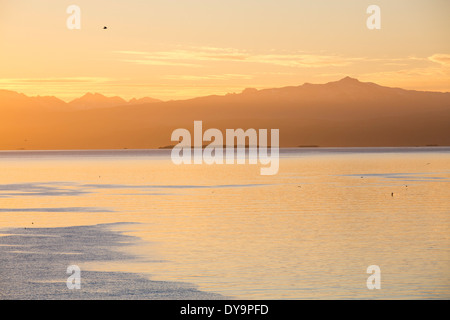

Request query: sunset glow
[{"left": 1, "top": 0, "right": 449, "bottom": 101}]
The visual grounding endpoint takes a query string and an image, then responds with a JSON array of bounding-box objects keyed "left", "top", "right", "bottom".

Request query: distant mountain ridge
[
  {"left": 68, "top": 92, "right": 161, "bottom": 110},
  {"left": 0, "top": 90, "right": 161, "bottom": 111},
  {"left": 0, "top": 77, "right": 449, "bottom": 149}
]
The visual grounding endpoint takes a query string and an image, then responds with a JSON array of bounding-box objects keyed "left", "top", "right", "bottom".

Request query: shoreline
[{"left": 0, "top": 223, "right": 226, "bottom": 300}]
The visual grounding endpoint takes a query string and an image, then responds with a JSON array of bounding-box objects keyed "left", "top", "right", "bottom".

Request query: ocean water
[{"left": 0, "top": 148, "right": 449, "bottom": 299}]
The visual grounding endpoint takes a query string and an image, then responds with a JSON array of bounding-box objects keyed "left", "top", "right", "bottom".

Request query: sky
[{"left": 0, "top": 0, "right": 449, "bottom": 101}]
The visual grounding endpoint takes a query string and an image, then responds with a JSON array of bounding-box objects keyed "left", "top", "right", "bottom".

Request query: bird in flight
[{"left": 103, "top": 26, "right": 108, "bottom": 29}]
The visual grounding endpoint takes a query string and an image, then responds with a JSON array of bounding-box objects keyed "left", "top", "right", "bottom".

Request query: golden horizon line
[
  {"left": 4, "top": 145, "right": 448, "bottom": 153},
  {"left": 1, "top": 76, "right": 450, "bottom": 103}
]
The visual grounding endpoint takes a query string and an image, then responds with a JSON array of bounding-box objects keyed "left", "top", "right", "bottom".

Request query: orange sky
[{"left": 1, "top": 0, "right": 449, "bottom": 101}]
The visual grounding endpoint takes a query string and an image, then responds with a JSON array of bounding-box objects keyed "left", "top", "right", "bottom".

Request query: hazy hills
[
  {"left": 1, "top": 77, "right": 449, "bottom": 150},
  {"left": 68, "top": 93, "right": 161, "bottom": 110},
  {"left": 0, "top": 90, "right": 161, "bottom": 111}
]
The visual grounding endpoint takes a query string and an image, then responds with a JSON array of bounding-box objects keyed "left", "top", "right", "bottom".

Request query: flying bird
[{"left": 103, "top": 26, "right": 108, "bottom": 29}]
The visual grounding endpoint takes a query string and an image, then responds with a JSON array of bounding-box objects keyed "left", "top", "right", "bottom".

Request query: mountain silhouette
[
  {"left": 1, "top": 78, "right": 449, "bottom": 150},
  {"left": 68, "top": 93, "right": 161, "bottom": 110},
  {"left": 68, "top": 93, "right": 127, "bottom": 110},
  {"left": 0, "top": 89, "right": 67, "bottom": 112}
]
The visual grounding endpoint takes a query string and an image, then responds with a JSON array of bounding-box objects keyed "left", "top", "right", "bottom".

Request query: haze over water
[{"left": 0, "top": 148, "right": 449, "bottom": 299}]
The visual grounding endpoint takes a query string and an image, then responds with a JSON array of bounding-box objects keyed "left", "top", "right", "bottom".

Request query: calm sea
[{"left": 0, "top": 148, "right": 449, "bottom": 299}]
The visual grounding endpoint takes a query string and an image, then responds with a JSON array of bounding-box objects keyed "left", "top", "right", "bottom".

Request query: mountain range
[{"left": 1, "top": 77, "right": 449, "bottom": 150}]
